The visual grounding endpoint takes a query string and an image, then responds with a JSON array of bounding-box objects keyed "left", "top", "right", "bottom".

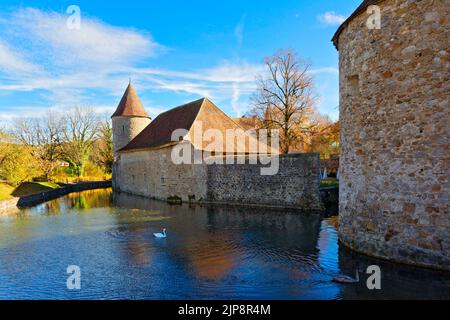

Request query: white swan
[
  {"left": 332, "top": 270, "right": 359, "bottom": 284},
  {"left": 153, "top": 228, "right": 167, "bottom": 238}
]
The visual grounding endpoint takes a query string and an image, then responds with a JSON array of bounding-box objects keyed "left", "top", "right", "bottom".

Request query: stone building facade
[
  {"left": 114, "top": 146, "right": 208, "bottom": 201},
  {"left": 115, "top": 149, "right": 321, "bottom": 209},
  {"left": 333, "top": 0, "right": 449, "bottom": 270},
  {"left": 112, "top": 85, "right": 323, "bottom": 210}
]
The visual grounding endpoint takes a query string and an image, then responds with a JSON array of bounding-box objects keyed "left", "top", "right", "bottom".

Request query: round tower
[
  {"left": 333, "top": 0, "right": 449, "bottom": 270},
  {"left": 111, "top": 82, "right": 151, "bottom": 154}
]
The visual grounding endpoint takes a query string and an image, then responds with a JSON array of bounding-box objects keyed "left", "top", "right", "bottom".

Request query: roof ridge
[
  {"left": 187, "top": 97, "right": 207, "bottom": 132},
  {"left": 158, "top": 97, "right": 206, "bottom": 116}
]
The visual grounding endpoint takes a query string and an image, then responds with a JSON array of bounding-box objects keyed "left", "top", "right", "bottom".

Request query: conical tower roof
[{"left": 111, "top": 82, "right": 150, "bottom": 118}]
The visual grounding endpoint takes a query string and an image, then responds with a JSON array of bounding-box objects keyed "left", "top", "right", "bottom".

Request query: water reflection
[{"left": 0, "top": 189, "right": 448, "bottom": 300}]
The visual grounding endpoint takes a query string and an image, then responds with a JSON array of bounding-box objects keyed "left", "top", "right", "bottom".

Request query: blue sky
[{"left": 0, "top": 0, "right": 361, "bottom": 124}]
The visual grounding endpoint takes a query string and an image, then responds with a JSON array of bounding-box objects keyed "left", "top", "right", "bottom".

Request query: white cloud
[
  {"left": 145, "top": 77, "right": 213, "bottom": 98},
  {"left": 134, "top": 61, "right": 263, "bottom": 84},
  {"left": 0, "top": 7, "right": 162, "bottom": 106},
  {"left": 230, "top": 83, "right": 245, "bottom": 116},
  {"left": 0, "top": 41, "right": 39, "bottom": 73},
  {"left": 0, "top": 7, "right": 264, "bottom": 105},
  {"left": 318, "top": 12, "right": 347, "bottom": 26},
  {"left": 202, "top": 61, "right": 263, "bottom": 83},
  {"left": 0, "top": 7, "right": 340, "bottom": 121},
  {"left": 9, "top": 8, "right": 158, "bottom": 68},
  {"left": 123, "top": 60, "right": 262, "bottom": 101}
]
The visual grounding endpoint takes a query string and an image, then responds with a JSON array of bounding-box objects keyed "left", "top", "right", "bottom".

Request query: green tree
[
  {"left": 12, "top": 113, "right": 63, "bottom": 180},
  {"left": 0, "top": 144, "right": 42, "bottom": 186}
]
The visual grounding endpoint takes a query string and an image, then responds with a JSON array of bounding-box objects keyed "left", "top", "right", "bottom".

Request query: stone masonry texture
[
  {"left": 206, "top": 153, "right": 322, "bottom": 210},
  {"left": 112, "top": 116, "right": 151, "bottom": 154},
  {"left": 337, "top": 0, "right": 449, "bottom": 270},
  {"left": 114, "top": 149, "right": 322, "bottom": 210}
]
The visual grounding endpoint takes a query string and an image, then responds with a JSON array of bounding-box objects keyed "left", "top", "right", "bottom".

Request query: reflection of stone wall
[
  {"left": 114, "top": 150, "right": 322, "bottom": 210},
  {"left": 337, "top": 0, "right": 449, "bottom": 270}
]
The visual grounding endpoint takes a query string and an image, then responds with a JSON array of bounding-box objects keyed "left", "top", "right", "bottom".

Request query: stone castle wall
[
  {"left": 338, "top": 0, "right": 449, "bottom": 270},
  {"left": 114, "top": 148, "right": 322, "bottom": 210},
  {"left": 206, "top": 153, "right": 322, "bottom": 210},
  {"left": 113, "top": 146, "right": 207, "bottom": 202},
  {"left": 112, "top": 116, "right": 151, "bottom": 154}
]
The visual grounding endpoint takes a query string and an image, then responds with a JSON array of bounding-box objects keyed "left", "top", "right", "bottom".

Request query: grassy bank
[
  {"left": 0, "top": 183, "right": 15, "bottom": 201},
  {"left": 0, "top": 181, "right": 62, "bottom": 200},
  {"left": 320, "top": 179, "right": 339, "bottom": 188}
]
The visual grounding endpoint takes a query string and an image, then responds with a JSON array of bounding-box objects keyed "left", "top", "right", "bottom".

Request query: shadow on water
[{"left": 0, "top": 188, "right": 448, "bottom": 299}]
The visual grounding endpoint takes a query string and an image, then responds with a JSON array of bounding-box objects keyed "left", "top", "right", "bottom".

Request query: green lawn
[
  {"left": 320, "top": 179, "right": 339, "bottom": 188},
  {"left": 1, "top": 181, "right": 62, "bottom": 200},
  {"left": 10, "top": 182, "right": 62, "bottom": 197}
]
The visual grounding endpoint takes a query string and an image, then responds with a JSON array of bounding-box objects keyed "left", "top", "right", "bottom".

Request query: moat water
[{"left": 0, "top": 188, "right": 448, "bottom": 300}]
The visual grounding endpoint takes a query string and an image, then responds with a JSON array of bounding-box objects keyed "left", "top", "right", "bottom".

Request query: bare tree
[
  {"left": 13, "top": 118, "right": 38, "bottom": 146},
  {"left": 249, "top": 49, "right": 316, "bottom": 153},
  {"left": 61, "top": 106, "right": 100, "bottom": 178}
]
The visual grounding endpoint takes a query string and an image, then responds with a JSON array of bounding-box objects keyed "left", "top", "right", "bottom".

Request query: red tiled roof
[
  {"left": 111, "top": 83, "right": 150, "bottom": 118},
  {"left": 120, "top": 98, "right": 205, "bottom": 151},
  {"left": 332, "top": 0, "right": 385, "bottom": 49}
]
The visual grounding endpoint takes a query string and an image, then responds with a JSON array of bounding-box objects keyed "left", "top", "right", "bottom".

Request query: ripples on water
[{"left": 0, "top": 188, "right": 448, "bottom": 300}]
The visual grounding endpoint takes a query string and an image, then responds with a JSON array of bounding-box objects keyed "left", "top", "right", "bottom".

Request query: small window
[{"left": 123, "top": 125, "right": 125, "bottom": 133}]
